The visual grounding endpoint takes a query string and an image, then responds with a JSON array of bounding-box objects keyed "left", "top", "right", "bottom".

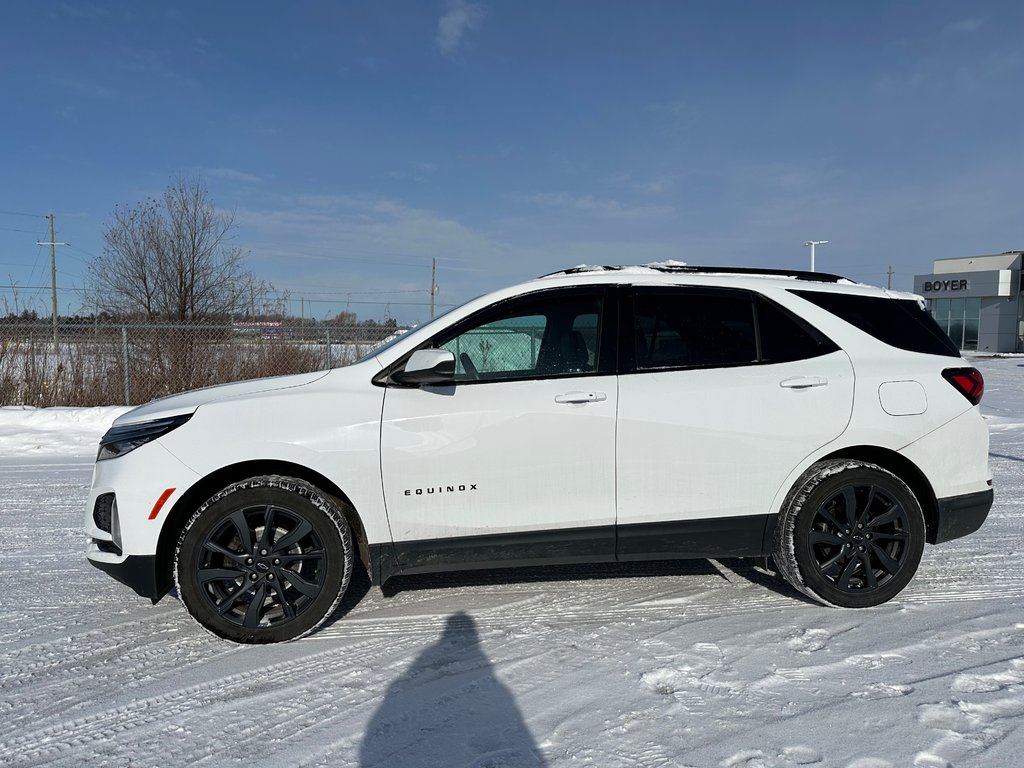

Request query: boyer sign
[{"left": 921, "top": 279, "right": 969, "bottom": 292}]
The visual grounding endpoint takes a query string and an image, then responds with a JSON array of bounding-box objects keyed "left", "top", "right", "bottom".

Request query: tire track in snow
[{"left": 0, "top": 633, "right": 415, "bottom": 766}]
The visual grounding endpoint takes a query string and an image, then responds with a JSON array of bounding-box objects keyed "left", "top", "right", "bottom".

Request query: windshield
[{"left": 352, "top": 302, "right": 467, "bottom": 365}]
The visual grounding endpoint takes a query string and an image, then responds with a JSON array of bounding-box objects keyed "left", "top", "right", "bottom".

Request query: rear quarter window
[
  {"left": 755, "top": 295, "right": 838, "bottom": 363},
  {"left": 791, "top": 290, "right": 960, "bottom": 357}
]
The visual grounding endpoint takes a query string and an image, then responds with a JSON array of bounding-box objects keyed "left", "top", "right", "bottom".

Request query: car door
[
  {"left": 615, "top": 286, "right": 855, "bottom": 559},
  {"left": 379, "top": 286, "right": 618, "bottom": 573}
]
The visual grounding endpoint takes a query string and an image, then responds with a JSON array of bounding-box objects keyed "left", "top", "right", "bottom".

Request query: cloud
[
  {"left": 231, "top": 192, "right": 702, "bottom": 324},
  {"left": 384, "top": 161, "right": 439, "bottom": 183},
  {"left": 648, "top": 99, "right": 701, "bottom": 131},
  {"left": 56, "top": 3, "right": 110, "bottom": 19},
  {"left": 606, "top": 172, "right": 676, "bottom": 196},
  {"left": 944, "top": 17, "right": 986, "bottom": 35},
  {"left": 875, "top": 48, "right": 1021, "bottom": 94},
  {"left": 53, "top": 77, "right": 116, "bottom": 100},
  {"left": 200, "top": 167, "right": 264, "bottom": 184},
  {"left": 234, "top": 195, "right": 506, "bottom": 271},
  {"left": 527, "top": 192, "right": 675, "bottom": 219},
  {"left": 435, "top": 0, "right": 486, "bottom": 57}
]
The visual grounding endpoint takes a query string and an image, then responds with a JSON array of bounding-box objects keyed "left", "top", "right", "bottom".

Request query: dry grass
[{"left": 0, "top": 325, "right": 388, "bottom": 407}]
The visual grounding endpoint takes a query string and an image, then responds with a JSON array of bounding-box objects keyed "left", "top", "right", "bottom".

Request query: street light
[{"left": 804, "top": 240, "right": 828, "bottom": 272}]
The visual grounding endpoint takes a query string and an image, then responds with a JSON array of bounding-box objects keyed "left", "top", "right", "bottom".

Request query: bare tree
[{"left": 90, "top": 177, "right": 267, "bottom": 321}]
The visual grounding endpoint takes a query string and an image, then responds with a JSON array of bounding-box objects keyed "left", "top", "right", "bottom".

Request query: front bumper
[
  {"left": 931, "top": 488, "right": 994, "bottom": 544},
  {"left": 87, "top": 545, "right": 166, "bottom": 602}
]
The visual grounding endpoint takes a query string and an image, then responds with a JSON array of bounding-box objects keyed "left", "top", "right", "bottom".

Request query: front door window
[{"left": 433, "top": 291, "right": 606, "bottom": 382}]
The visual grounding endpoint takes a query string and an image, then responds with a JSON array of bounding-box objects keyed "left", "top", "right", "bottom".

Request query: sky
[{"left": 1, "top": 1, "right": 1023, "bottom": 325}]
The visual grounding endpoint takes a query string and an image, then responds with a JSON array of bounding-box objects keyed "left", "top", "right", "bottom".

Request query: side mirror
[{"left": 392, "top": 349, "right": 456, "bottom": 385}]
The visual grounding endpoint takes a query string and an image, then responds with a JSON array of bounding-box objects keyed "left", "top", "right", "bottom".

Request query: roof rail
[{"left": 541, "top": 264, "right": 849, "bottom": 283}]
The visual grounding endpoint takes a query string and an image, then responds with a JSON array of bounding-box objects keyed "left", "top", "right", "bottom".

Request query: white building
[{"left": 913, "top": 251, "right": 1023, "bottom": 353}]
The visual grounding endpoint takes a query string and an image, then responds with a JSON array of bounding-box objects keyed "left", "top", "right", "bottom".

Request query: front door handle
[
  {"left": 554, "top": 391, "right": 607, "bottom": 404},
  {"left": 780, "top": 376, "right": 828, "bottom": 389}
]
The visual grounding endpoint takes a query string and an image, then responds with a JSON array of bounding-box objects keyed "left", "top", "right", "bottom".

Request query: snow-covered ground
[{"left": 0, "top": 357, "right": 1021, "bottom": 767}]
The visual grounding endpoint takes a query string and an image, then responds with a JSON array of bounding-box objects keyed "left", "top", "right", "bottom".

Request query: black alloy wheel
[
  {"left": 197, "top": 504, "right": 327, "bottom": 629},
  {"left": 774, "top": 460, "right": 925, "bottom": 608},
  {"left": 176, "top": 476, "right": 353, "bottom": 643},
  {"left": 809, "top": 483, "right": 912, "bottom": 593}
]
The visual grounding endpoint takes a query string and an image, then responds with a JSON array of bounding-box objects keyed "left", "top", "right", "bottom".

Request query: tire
[
  {"left": 774, "top": 460, "right": 925, "bottom": 608},
  {"left": 174, "top": 475, "right": 354, "bottom": 643}
]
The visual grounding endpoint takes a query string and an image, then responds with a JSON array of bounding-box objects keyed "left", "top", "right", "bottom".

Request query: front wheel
[
  {"left": 175, "top": 476, "right": 354, "bottom": 643},
  {"left": 774, "top": 460, "right": 925, "bottom": 608}
]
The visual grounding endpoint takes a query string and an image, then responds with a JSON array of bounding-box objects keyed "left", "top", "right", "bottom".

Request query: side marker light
[{"left": 149, "top": 488, "right": 176, "bottom": 520}]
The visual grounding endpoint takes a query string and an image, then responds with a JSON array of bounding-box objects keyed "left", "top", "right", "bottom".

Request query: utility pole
[
  {"left": 803, "top": 239, "right": 828, "bottom": 272},
  {"left": 36, "top": 214, "right": 67, "bottom": 348},
  {"left": 430, "top": 258, "right": 437, "bottom": 319},
  {"left": 887, "top": 265, "right": 894, "bottom": 290}
]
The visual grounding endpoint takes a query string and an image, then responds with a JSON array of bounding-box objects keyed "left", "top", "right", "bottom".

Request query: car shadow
[
  {"left": 378, "top": 556, "right": 819, "bottom": 606},
  {"left": 990, "top": 452, "right": 1024, "bottom": 463},
  {"left": 713, "top": 557, "right": 821, "bottom": 606},
  {"left": 175, "top": 555, "right": 817, "bottom": 634},
  {"left": 359, "top": 612, "right": 547, "bottom": 767},
  {"left": 329, "top": 562, "right": 373, "bottom": 619}
]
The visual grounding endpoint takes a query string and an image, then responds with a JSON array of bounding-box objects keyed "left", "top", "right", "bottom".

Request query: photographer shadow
[{"left": 360, "top": 612, "right": 547, "bottom": 768}]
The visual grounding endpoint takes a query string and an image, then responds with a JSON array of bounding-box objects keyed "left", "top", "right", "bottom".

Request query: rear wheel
[
  {"left": 175, "top": 476, "right": 353, "bottom": 643},
  {"left": 774, "top": 460, "right": 925, "bottom": 608}
]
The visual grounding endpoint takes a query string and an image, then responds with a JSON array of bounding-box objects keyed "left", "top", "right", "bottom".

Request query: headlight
[{"left": 97, "top": 414, "right": 193, "bottom": 461}]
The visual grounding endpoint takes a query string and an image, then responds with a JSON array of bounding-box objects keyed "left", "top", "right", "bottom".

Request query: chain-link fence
[{"left": 0, "top": 322, "right": 405, "bottom": 407}]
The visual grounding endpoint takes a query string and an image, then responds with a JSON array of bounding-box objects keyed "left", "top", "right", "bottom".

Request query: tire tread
[
  {"left": 173, "top": 475, "right": 354, "bottom": 643},
  {"left": 773, "top": 459, "right": 923, "bottom": 608}
]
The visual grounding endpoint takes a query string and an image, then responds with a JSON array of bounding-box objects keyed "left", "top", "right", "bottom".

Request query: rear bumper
[
  {"left": 87, "top": 547, "right": 165, "bottom": 602},
  {"left": 931, "top": 488, "right": 993, "bottom": 544}
]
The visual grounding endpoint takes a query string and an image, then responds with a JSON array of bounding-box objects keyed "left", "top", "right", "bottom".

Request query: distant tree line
[
  {"left": 87, "top": 176, "right": 269, "bottom": 322},
  {"left": 0, "top": 307, "right": 400, "bottom": 328},
  {"left": 0, "top": 177, "right": 396, "bottom": 327}
]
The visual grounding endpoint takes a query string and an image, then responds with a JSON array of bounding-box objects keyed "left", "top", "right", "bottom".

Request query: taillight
[{"left": 942, "top": 367, "right": 984, "bottom": 405}]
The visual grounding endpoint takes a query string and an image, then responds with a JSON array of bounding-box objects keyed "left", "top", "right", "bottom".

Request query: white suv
[{"left": 85, "top": 265, "right": 992, "bottom": 643}]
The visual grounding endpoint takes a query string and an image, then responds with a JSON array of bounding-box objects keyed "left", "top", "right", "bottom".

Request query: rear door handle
[
  {"left": 779, "top": 376, "right": 828, "bottom": 389},
  {"left": 555, "top": 391, "right": 607, "bottom": 404}
]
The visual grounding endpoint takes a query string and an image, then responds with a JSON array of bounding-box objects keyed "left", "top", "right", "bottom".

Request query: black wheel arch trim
[
  {"left": 819, "top": 446, "right": 939, "bottom": 543},
  {"left": 154, "top": 460, "right": 370, "bottom": 603}
]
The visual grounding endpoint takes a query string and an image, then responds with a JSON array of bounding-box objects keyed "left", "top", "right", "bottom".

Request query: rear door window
[
  {"left": 631, "top": 288, "right": 838, "bottom": 371},
  {"left": 633, "top": 289, "right": 756, "bottom": 370}
]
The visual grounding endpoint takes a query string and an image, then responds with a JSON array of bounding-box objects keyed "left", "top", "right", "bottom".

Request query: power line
[
  {"left": 257, "top": 249, "right": 483, "bottom": 272},
  {"left": 0, "top": 209, "right": 43, "bottom": 218},
  {"left": 50, "top": 247, "right": 90, "bottom": 266},
  {"left": 271, "top": 252, "right": 442, "bottom": 270},
  {"left": 0, "top": 284, "right": 455, "bottom": 307},
  {"left": 0, "top": 225, "right": 45, "bottom": 234},
  {"left": 278, "top": 288, "right": 430, "bottom": 296},
  {"left": 26, "top": 243, "right": 45, "bottom": 291},
  {"left": 296, "top": 299, "right": 456, "bottom": 309},
  {"left": 66, "top": 243, "right": 100, "bottom": 258}
]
